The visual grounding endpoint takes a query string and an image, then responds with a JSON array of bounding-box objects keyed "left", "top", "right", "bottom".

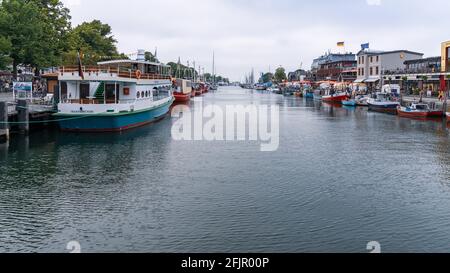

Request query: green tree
[
  {"left": 145, "top": 51, "right": 158, "bottom": 63},
  {"left": 63, "top": 20, "right": 123, "bottom": 65},
  {"left": 33, "top": 0, "right": 71, "bottom": 69},
  {"left": 259, "top": 72, "right": 273, "bottom": 83},
  {"left": 167, "top": 61, "right": 197, "bottom": 79},
  {"left": 0, "top": 36, "right": 11, "bottom": 69},
  {"left": 274, "top": 67, "right": 287, "bottom": 83},
  {"left": 0, "top": 0, "right": 70, "bottom": 75},
  {"left": 0, "top": 0, "right": 45, "bottom": 76}
]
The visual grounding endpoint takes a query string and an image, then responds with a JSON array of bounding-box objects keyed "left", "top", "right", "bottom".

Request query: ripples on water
[{"left": 0, "top": 87, "right": 450, "bottom": 253}]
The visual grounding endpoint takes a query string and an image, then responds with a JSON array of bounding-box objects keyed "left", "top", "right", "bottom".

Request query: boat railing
[{"left": 59, "top": 66, "right": 172, "bottom": 80}]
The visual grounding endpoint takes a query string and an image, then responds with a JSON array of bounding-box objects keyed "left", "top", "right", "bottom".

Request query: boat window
[
  {"left": 416, "top": 105, "right": 427, "bottom": 110},
  {"left": 136, "top": 91, "right": 140, "bottom": 98},
  {"left": 141, "top": 91, "right": 145, "bottom": 98},
  {"left": 145, "top": 91, "right": 149, "bottom": 97}
]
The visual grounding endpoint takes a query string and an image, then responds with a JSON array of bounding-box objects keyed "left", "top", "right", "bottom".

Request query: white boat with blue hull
[{"left": 54, "top": 51, "right": 174, "bottom": 132}]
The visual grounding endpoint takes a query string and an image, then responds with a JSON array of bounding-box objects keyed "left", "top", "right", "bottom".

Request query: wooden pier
[{"left": 0, "top": 100, "right": 55, "bottom": 143}]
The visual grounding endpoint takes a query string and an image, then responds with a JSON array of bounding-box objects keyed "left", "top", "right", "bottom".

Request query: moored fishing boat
[
  {"left": 397, "top": 103, "right": 438, "bottom": 119},
  {"left": 193, "top": 83, "right": 202, "bottom": 96},
  {"left": 342, "top": 99, "right": 357, "bottom": 107},
  {"left": 355, "top": 95, "right": 369, "bottom": 106},
  {"left": 322, "top": 92, "right": 348, "bottom": 103},
  {"left": 201, "top": 83, "right": 208, "bottom": 94},
  {"left": 367, "top": 93, "right": 400, "bottom": 115},
  {"left": 54, "top": 50, "right": 174, "bottom": 132},
  {"left": 173, "top": 79, "right": 192, "bottom": 102},
  {"left": 313, "top": 90, "right": 322, "bottom": 101}
]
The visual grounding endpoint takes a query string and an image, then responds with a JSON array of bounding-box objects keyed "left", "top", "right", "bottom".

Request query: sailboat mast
[{"left": 213, "top": 51, "right": 215, "bottom": 84}]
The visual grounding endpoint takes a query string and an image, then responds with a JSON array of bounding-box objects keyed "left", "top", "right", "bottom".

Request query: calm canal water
[{"left": 1, "top": 86, "right": 450, "bottom": 253}]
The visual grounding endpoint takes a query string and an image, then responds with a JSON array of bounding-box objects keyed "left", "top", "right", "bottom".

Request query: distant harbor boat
[
  {"left": 173, "top": 79, "right": 192, "bottom": 102},
  {"left": 322, "top": 92, "right": 348, "bottom": 103},
  {"left": 54, "top": 50, "right": 174, "bottom": 132},
  {"left": 367, "top": 93, "right": 400, "bottom": 115}
]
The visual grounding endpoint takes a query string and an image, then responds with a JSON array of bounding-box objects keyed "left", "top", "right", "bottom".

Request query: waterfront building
[
  {"left": 404, "top": 57, "right": 441, "bottom": 74},
  {"left": 355, "top": 49, "right": 424, "bottom": 91},
  {"left": 288, "top": 69, "right": 307, "bottom": 82},
  {"left": 316, "top": 60, "right": 357, "bottom": 82},
  {"left": 311, "top": 52, "right": 356, "bottom": 81},
  {"left": 379, "top": 41, "right": 450, "bottom": 97}
]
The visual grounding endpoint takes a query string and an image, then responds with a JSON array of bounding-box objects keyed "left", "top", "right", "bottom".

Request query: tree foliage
[
  {"left": 63, "top": 20, "right": 124, "bottom": 65},
  {"left": 0, "top": 36, "right": 11, "bottom": 69},
  {"left": 167, "top": 61, "right": 197, "bottom": 78},
  {"left": 274, "top": 67, "right": 287, "bottom": 83},
  {"left": 0, "top": 0, "right": 71, "bottom": 74},
  {"left": 259, "top": 72, "right": 274, "bottom": 83},
  {"left": 145, "top": 51, "right": 158, "bottom": 63}
]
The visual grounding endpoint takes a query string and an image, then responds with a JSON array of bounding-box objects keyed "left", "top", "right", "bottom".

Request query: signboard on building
[{"left": 13, "top": 82, "right": 33, "bottom": 100}]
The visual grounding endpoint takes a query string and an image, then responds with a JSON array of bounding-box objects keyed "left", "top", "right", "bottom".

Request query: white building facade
[{"left": 355, "top": 50, "right": 424, "bottom": 90}]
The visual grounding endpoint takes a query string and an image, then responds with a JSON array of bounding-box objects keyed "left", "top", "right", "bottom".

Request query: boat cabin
[
  {"left": 408, "top": 103, "right": 430, "bottom": 111},
  {"left": 58, "top": 58, "right": 173, "bottom": 105}
]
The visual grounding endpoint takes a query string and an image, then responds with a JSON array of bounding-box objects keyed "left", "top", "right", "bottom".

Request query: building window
[
  {"left": 376, "top": 67, "right": 379, "bottom": 75},
  {"left": 361, "top": 68, "right": 364, "bottom": 75},
  {"left": 376, "top": 56, "right": 379, "bottom": 62},
  {"left": 370, "top": 57, "right": 373, "bottom": 63}
]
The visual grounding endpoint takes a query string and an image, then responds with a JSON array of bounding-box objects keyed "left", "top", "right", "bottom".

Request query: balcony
[{"left": 59, "top": 66, "right": 172, "bottom": 80}]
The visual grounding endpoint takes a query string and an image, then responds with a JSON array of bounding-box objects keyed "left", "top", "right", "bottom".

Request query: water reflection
[{"left": 1, "top": 87, "right": 450, "bottom": 253}]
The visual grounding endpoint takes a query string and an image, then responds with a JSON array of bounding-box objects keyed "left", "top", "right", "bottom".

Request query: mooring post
[
  {"left": 17, "top": 99, "right": 29, "bottom": 135},
  {"left": 0, "top": 101, "right": 9, "bottom": 142}
]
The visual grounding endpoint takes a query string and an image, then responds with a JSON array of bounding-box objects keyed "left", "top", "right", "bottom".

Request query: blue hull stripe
[{"left": 57, "top": 103, "right": 172, "bottom": 131}]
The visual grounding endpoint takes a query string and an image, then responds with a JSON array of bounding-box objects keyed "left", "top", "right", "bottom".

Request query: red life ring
[{"left": 135, "top": 70, "right": 142, "bottom": 79}]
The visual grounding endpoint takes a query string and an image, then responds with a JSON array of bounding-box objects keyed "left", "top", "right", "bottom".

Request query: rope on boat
[{"left": 0, "top": 114, "right": 96, "bottom": 125}]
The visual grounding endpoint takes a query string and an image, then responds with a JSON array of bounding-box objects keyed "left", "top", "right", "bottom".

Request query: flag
[
  {"left": 77, "top": 50, "right": 84, "bottom": 80},
  {"left": 337, "top": 42, "right": 345, "bottom": 47},
  {"left": 361, "top": 43, "right": 370, "bottom": 50}
]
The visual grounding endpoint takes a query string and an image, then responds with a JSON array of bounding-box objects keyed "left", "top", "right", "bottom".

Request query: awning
[
  {"left": 354, "top": 79, "right": 365, "bottom": 83},
  {"left": 365, "top": 77, "right": 380, "bottom": 83}
]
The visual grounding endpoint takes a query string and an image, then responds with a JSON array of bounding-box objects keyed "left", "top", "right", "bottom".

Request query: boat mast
[{"left": 212, "top": 51, "right": 215, "bottom": 84}]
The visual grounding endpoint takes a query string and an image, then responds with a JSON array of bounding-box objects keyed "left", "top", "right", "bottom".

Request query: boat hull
[
  {"left": 342, "top": 100, "right": 357, "bottom": 107},
  {"left": 447, "top": 113, "right": 450, "bottom": 122},
  {"left": 397, "top": 107, "right": 444, "bottom": 119},
  {"left": 322, "top": 94, "right": 348, "bottom": 103},
  {"left": 313, "top": 94, "right": 322, "bottom": 101},
  {"left": 55, "top": 100, "right": 173, "bottom": 132},
  {"left": 174, "top": 93, "right": 191, "bottom": 102},
  {"left": 368, "top": 103, "right": 399, "bottom": 115},
  {"left": 195, "top": 90, "right": 202, "bottom": 96},
  {"left": 304, "top": 93, "right": 314, "bottom": 99},
  {"left": 428, "top": 110, "right": 444, "bottom": 118},
  {"left": 397, "top": 109, "right": 428, "bottom": 118}
]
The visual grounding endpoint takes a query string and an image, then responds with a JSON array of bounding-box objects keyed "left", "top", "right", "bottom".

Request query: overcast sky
[{"left": 63, "top": 0, "right": 450, "bottom": 81}]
